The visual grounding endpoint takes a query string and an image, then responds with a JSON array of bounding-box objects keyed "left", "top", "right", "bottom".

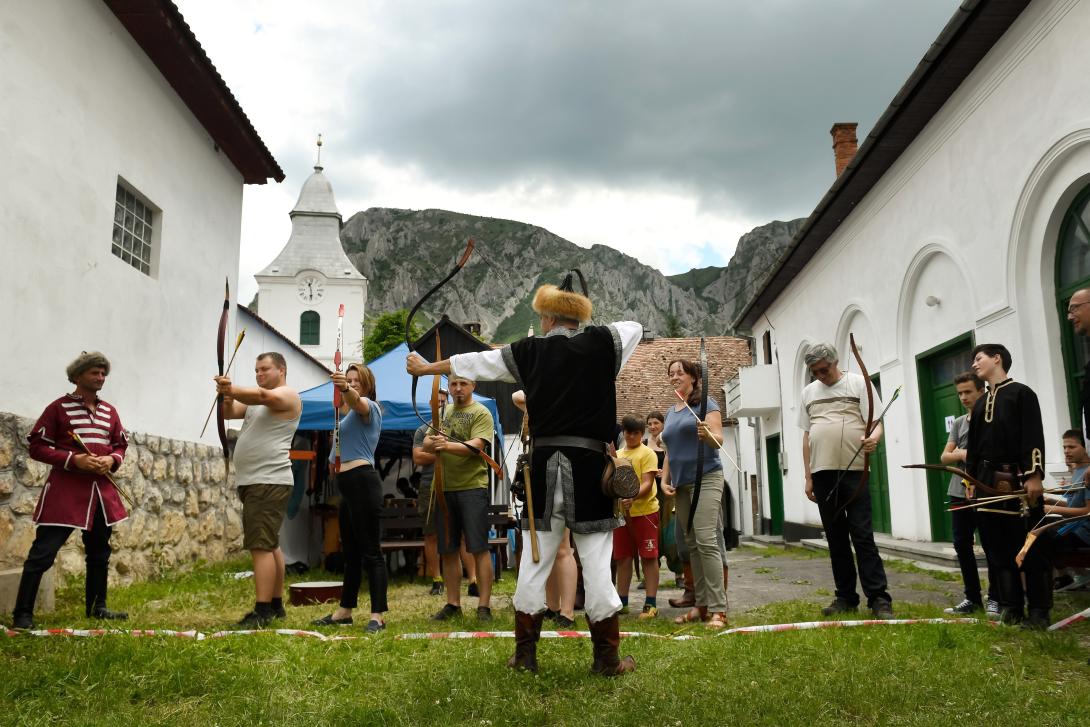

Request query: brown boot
[
  {"left": 506, "top": 611, "right": 544, "bottom": 673},
  {"left": 669, "top": 562, "right": 695, "bottom": 608},
  {"left": 588, "top": 615, "right": 636, "bottom": 676}
]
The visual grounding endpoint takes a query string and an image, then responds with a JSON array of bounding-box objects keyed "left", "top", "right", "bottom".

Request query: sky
[{"left": 174, "top": 0, "right": 959, "bottom": 303}]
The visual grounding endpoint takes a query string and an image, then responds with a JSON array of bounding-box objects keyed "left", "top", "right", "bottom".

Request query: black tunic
[{"left": 966, "top": 379, "right": 1045, "bottom": 482}]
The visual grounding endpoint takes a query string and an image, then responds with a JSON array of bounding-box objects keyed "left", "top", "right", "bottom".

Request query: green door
[
  {"left": 916, "top": 334, "right": 974, "bottom": 542},
  {"left": 868, "top": 375, "right": 892, "bottom": 534},
  {"left": 765, "top": 435, "right": 784, "bottom": 536}
]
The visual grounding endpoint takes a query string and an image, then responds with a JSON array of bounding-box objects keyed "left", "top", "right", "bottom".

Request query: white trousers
[{"left": 512, "top": 482, "right": 622, "bottom": 623}]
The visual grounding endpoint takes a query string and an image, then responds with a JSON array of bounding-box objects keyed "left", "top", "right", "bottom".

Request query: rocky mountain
[{"left": 338, "top": 208, "right": 804, "bottom": 343}]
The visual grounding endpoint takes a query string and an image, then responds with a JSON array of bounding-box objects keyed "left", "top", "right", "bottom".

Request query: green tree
[
  {"left": 664, "top": 312, "right": 683, "bottom": 338},
  {"left": 364, "top": 309, "right": 424, "bottom": 362}
]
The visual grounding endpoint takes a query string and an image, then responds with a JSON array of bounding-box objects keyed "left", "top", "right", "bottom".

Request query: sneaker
[
  {"left": 821, "top": 598, "right": 858, "bottom": 616},
  {"left": 870, "top": 599, "right": 894, "bottom": 620},
  {"left": 12, "top": 613, "right": 35, "bottom": 630},
  {"left": 237, "top": 610, "right": 272, "bottom": 629},
  {"left": 312, "top": 613, "right": 354, "bottom": 626},
  {"left": 553, "top": 614, "right": 576, "bottom": 629},
  {"left": 468, "top": 582, "right": 480, "bottom": 598},
  {"left": 432, "top": 603, "right": 462, "bottom": 621},
  {"left": 985, "top": 599, "right": 1000, "bottom": 620},
  {"left": 365, "top": 619, "right": 386, "bottom": 633},
  {"left": 429, "top": 581, "right": 444, "bottom": 596},
  {"left": 90, "top": 607, "right": 128, "bottom": 621},
  {"left": 944, "top": 599, "right": 982, "bottom": 615},
  {"left": 476, "top": 606, "right": 493, "bottom": 622},
  {"left": 638, "top": 605, "right": 658, "bottom": 620}
]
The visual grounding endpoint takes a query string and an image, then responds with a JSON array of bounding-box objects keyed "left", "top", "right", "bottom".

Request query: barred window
[
  {"left": 111, "top": 182, "right": 156, "bottom": 275},
  {"left": 300, "top": 310, "right": 320, "bottom": 345}
]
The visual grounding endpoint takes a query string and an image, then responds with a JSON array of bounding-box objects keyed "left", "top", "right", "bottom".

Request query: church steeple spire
[{"left": 315, "top": 133, "right": 323, "bottom": 170}]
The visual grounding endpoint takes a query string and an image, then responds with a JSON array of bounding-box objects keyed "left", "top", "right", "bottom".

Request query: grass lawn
[{"left": 4, "top": 550, "right": 1090, "bottom": 726}]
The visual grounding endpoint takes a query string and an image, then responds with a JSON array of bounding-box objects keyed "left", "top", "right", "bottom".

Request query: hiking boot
[
  {"left": 432, "top": 603, "right": 462, "bottom": 621},
  {"left": 11, "top": 612, "right": 35, "bottom": 631},
  {"left": 467, "top": 582, "right": 480, "bottom": 598},
  {"left": 477, "top": 606, "right": 493, "bottom": 622},
  {"left": 506, "top": 611, "right": 544, "bottom": 673},
  {"left": 944, "top": 599, "right": 982, "bottom": 615},
  {"left": 985, "top": 599, "right": 1000, "bottom": 620},
  {"left": 587, "top": 615, "right": 636, "bottom": 676},
  {"left": 365, "top": 619, "right": 386, "bottom": 634},
  {"left": 870, "top": 599, "right": 894, "bottom": 620},
  {"left": 1021, "top": 609, "right": 1051, "bottom": 631},
  {"left": 90, "top": 606, "right": 128, "bottom": 621},
  {"left": 429, "top": 581, "right": 444, "bottom": 596},
  {"left": 637, "top": 605, "right": 658, "bottom": 620},
  {"left": 821, "top": 598, "right": 858, "bottom": 616},
  {"left": 237, "top": 610, "right": 272, "bottom": 629},
  {"left": 553, "top": 614, "right": 576, "bottom": 629}
]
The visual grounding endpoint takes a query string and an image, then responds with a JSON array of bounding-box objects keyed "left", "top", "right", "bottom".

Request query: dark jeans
[
  {"left": 977, "top": 499, "right": 1052, "bottom": 613},
  {"left": 949, "top": 496, "right": 997, "bottom": 604},
  {"left": 337, "top": 465, "right": 388, "bottom": 613},
  {"left": 812, "top": 470, "right": 891, "bottom": 607}
]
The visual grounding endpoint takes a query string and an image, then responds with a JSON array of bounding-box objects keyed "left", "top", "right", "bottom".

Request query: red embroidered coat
[{"left": 26, "top": 394, "right": 129, "bottom": 529}]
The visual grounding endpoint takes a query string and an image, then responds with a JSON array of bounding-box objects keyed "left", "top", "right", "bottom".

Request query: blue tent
[{"left": 297, "top": 343, "right": 505, "bottom": 443}]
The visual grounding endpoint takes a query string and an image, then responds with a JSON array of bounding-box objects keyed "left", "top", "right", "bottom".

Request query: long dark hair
[{"left": 667, "top": 358, "right": 702, "bottom": 406}]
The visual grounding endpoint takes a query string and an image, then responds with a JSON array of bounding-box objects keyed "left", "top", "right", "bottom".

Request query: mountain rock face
[{"left": 338, "top": 208, "right": 804, "bottom": 343}]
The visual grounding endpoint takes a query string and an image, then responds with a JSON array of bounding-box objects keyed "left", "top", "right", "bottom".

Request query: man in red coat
[{"left": 11, "top": 352, "right": 130, "bottom": 629}]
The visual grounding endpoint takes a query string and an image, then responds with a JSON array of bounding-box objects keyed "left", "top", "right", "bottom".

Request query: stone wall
[{"left": 0, "top": 412, "right": 243, "bottom": 586}]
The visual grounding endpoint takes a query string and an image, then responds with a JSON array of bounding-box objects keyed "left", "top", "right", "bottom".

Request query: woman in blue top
[
  {"left": 660, "top": 358, "right": 727, "bottom": 629},
  {"left": 313, "top": 362, "right": 387, "bottom": 632}
]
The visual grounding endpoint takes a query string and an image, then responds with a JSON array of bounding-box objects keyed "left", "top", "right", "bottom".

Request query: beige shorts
[{"left": 238, "top": 484, "right": 292, "bottom": 551}]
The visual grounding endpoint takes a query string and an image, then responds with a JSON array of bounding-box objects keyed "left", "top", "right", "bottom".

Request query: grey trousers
[{"left": 676, "top": 471, "right": 728, "bottom": 612}]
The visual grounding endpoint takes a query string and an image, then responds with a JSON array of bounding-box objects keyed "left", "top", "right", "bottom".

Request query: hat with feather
[{"left": 532, "top": 269, "right": 592, "bottom": 323}]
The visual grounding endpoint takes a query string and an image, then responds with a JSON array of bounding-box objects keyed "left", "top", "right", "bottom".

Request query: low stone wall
[{"left": 0, "top": 412, "right": 243, "bottom": 586}]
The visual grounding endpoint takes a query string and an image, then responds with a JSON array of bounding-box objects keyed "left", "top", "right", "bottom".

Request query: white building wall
[
  {"left": 748, "top": 0, "right": 1090, "bottom": 540},
  {"left": 255, "top": 277, "right": 367, "bottom": 368},
  {"left": 0, "top": 0, "right": 247, "bottom": 445}
]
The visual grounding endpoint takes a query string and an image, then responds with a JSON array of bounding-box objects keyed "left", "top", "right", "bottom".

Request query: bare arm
[
  {"left": 939, "top": 440, "right": 965, "bottom": 465},
  {"left": 412, "top": 445, "right": 437, "bottom": 467},
  {"left": 660, "top": 454, "right": 675, "bottom": 496},
  {"left": 802, "top": 432, "right": 815, "bottom": 502},
  {"left": 216, "top": 377, "right": 300, "bottom": 417}
]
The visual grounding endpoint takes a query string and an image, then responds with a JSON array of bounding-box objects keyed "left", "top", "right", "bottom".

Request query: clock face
[{"left": 297, "top": 276, "right": 324, "bottom": 303}]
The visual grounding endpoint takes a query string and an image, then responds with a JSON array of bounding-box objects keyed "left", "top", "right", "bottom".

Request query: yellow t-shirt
[
  {"left": 619, "top": 443, "right": 659, "bottom": 516},
  {"left": 438, "top": 401, "right": 494, "bottom": 492}
]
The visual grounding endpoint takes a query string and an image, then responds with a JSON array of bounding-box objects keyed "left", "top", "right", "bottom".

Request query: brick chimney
[{"left": 830, "top": 122, "right": 858, "bottom": 176}]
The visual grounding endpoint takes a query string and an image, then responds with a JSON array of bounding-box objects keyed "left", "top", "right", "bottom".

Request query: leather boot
[
  {"left": 588, "top": 614, "right": 636, "bottom": 676},
  {"left": 12, "top": 570, "right": 43, "bottom": 630},
  {"left": 506, "top": 611, "right": 544, "bottom": 673},
  {"left": 86, "top": 563, "right": 127, "bottom": 620},
  {"left": 669, "top": 562, "right": 695, "bottom": 608}
]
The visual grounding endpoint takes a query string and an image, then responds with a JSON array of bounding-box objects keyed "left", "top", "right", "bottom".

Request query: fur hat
[
  {"left": 532, "top": 269, "right": 592, "bottom": 322},
  {"left": 66, "top": 351, "right": 111, "bottom": 383}
]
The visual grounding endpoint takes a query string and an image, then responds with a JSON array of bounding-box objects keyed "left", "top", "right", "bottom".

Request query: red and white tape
[
  {"left": 716, "top": 617, "right": 980, "bottom": 636},
  {"left": 1048, "top": 606, "right": 1090, "bottom": 631}
]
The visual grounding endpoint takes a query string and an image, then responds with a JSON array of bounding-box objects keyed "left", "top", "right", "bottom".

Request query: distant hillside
[{"left": 337, "top": 208, "right": 804, "bottom": 342}]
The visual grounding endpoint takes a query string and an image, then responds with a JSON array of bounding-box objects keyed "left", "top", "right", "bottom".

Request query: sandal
[
  {"left": 704, "top": 612, "right": 728, "bottom": 630},
  {"left": 673, "top": 607, "right": 704, "bottom": 625}
]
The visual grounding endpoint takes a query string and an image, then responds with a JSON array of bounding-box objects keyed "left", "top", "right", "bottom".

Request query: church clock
[{"left": 297, "top": 275, "right": 324, "bottom": 303}]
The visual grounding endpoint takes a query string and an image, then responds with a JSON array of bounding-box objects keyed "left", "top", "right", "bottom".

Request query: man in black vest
[{"left": 407, "top": 273, "right": 643, "bottom": 676}]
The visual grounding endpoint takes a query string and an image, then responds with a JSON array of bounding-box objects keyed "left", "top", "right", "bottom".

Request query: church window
[
  {"left": 300, "top": 311, "right": 320, "bottom": 345},
  {"left": 1056, "top": 183, "right": 1090, "bottom": 426},
  {"left": 111, "top": 181, "right": 156, "bottom": 275}
]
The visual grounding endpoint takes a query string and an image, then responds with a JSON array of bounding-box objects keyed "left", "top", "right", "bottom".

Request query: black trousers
[
  {"left": 949, "top": 496, "right": 997, "bottom": 604},
  {"left": 812, "top": 470, "right": 891, "bottom": 607},
  {"left": 14, "top": 501, "right": 112, "bottom": 617},
  {"left": 337, "top": 465, "right": 388, "bottom": 613},
  {"left": 977, "top": 499, "right": 1052, "bottom": 613}
]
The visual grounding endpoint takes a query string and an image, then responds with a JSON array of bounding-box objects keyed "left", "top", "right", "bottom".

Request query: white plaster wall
[
  {"left": 0, "top": 0, "right": 252, "bottom": 446},
  {"left": 746, "top": 0, "right": 1090, "bottom": 540},
  {"left": 255, "top": 276, "right": 367, "bottom": 368}
]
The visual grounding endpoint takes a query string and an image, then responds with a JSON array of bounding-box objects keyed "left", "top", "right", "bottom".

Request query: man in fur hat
[
  {"left": 11, "top": 352, "right": 130, "bottom": 629},
  {"left": 408, "top": 272, "right": 643, "bottom": 676}
]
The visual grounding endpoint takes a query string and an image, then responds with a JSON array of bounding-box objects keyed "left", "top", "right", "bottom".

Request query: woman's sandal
[
  {"left": 704, "top": 612, "right": 728, "bottom": 630},
  {"left": 673, "top": 607, "right": 705, "bottom": 625}
]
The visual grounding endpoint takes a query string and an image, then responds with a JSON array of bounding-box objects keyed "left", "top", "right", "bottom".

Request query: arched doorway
[{"left": 1056, "top": 184, "right": 1090, "bottom": 429}]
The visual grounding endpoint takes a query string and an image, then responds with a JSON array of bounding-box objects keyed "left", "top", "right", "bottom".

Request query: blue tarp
[{"left": 297, "top": 343, "right": 504, "bottom": 443}]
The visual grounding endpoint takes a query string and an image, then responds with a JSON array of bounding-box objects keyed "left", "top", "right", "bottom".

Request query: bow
[
  {"left": 427, "top": 332, "right": 450, "bottom": 535},
  {"left": 332, "top": 303, "right": 345, "bottom": 474},
  {"left": 1015, "top": 474, "right": 1088, "bottom": 566},
  {"left": 832, "top": 333, "right": 874, "bottom": 517},
  {"left": 404, "top": 238, "right": 503, "bottom": 479},
  {"left": 901, "top": 463, "right": 1022, "bottom": 500},
  {"left": 519, "top": 403, "right": 540, "bottom": 563},
  {"left": 212, "top": 278, "right": 232, "bottom": 475},
  {"left": 686, "top": 337, "right": 709, "bottom": 532}
]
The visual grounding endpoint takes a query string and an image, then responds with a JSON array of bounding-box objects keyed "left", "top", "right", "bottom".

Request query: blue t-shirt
[
  {"left": 661, "top": 396, "right": 723, "bottom": 488},
  {"left": 1059, "top": 465, "right": 1090, "bottom": 545},
  {"left": 329, "top": 399, "right": 382, "bottom": 464}
]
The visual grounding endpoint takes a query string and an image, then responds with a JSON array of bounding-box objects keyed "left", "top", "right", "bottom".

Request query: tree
[
  {"left": 664, "top": 312, "right": 683, "bottom": 338},
  {"left": 364, "top": 309, "right": 424, "bottom": 362}
]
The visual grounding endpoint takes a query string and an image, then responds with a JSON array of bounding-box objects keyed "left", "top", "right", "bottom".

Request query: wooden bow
[
  {"left": 427, "top": 332, "right": 450, "bottom": 535},
  {"left": 1015, "top": 474, "right": 1089, "bottom": 566},
  {"left": 520, "top": 406, "right": 540, "bottom": 562},
  {"left": 332, "top": 303, "right": 345, "bottom": 474},
  {"left": 901, "top": 463, "right": 1023, "bottom": 500},
  {"left": 686, "top": 337, "right": 709, "bottom": 532},
  {"left": 833, "top": 333, "right": 874, "bottom": 517}
]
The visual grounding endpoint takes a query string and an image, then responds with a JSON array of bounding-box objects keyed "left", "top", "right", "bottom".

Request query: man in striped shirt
[{"left": 12, "top": 352, "right": 130, "bottom": 630}]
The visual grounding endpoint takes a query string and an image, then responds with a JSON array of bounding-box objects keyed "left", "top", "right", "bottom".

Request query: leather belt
[{"left": 533, "top": 435, "right": 607, "bottom": 453}]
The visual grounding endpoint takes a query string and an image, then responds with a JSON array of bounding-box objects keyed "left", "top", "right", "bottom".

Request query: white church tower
[{"left": 254, "top": 140, "right": 367, "bottom": 369}]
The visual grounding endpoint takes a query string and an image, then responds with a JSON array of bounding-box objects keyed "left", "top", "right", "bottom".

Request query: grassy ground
[{"left": 4, "top": 549, "right": 1090, "bottom": 726}]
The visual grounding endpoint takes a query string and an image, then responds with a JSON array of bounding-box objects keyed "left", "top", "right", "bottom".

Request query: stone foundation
[{"left": 0, "top": 412, "right": 244, "bottom": 588}]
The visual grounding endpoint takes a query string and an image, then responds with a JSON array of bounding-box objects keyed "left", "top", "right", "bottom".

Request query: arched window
[
  {"left": 300, "top": 311, "right": 320, "bottom": 346},
  {"left": 1056, "top": 184, "right": 1090, "bottom": 427}
]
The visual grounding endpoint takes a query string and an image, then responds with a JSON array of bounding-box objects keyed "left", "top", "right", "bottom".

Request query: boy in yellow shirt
[{"left": 613, "top": 414, "right": 660, "bottom": 618}]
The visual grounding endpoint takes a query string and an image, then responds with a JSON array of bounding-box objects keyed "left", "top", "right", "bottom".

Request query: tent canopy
[{"left": 297, "top": 343, "right": 504, "bottom": 442}]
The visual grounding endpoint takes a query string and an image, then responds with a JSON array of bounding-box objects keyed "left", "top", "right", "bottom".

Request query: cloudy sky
[{"left": 174, "top": 0, "right": 957, "bottom": 302}]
